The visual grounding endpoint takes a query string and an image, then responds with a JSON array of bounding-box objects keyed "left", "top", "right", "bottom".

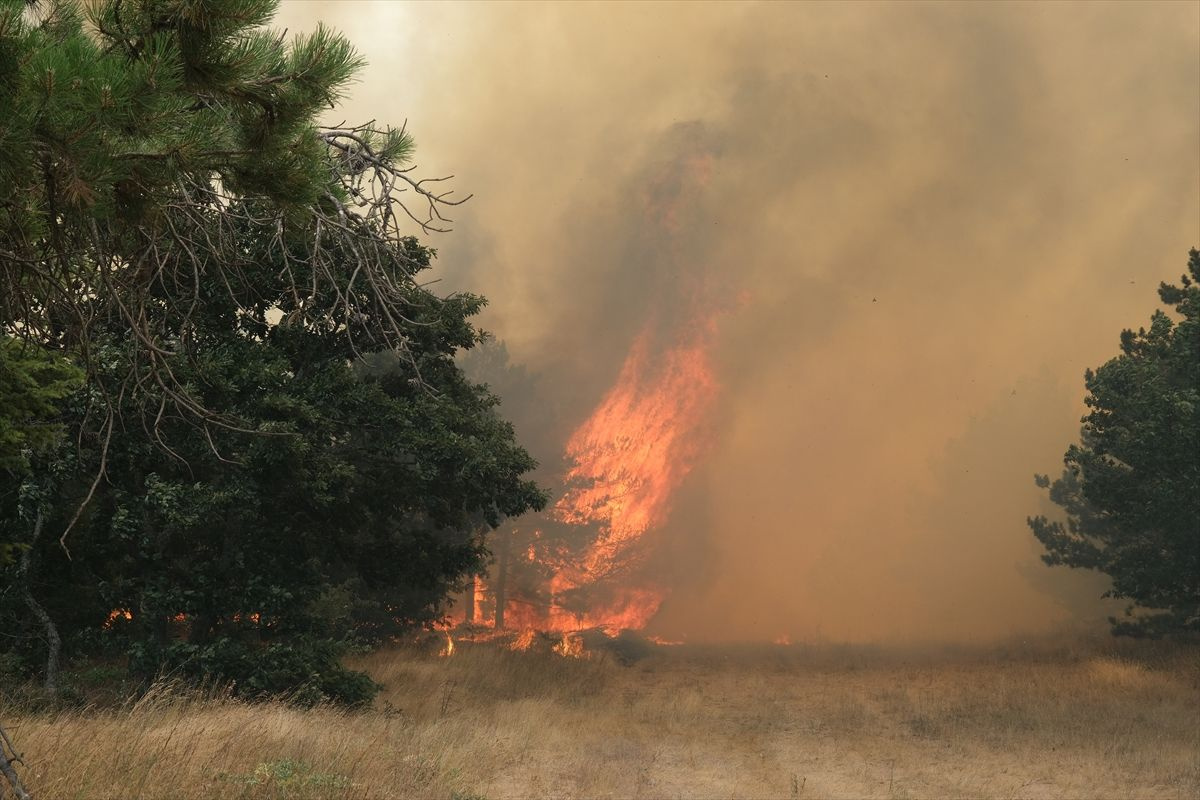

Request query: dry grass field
[{"left": 2, "top": 634, "right": 1197, "bottom": 799}]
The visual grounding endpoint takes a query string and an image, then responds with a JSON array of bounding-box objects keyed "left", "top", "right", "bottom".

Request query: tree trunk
[
  {"left": 464, "top": 575, "right": 476, "bottom": 624},
  {"left": 494, "top": 533, "right": 509, "bottom": 630},
  {"left": 18, "top": 512, "right": 59, "bottom": 694},
  {"left": 0, "top": 721, "right": 32, "bottom": 800}
]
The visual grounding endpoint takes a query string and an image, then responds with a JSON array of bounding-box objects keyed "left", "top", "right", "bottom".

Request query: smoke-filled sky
[{"left": 278, "top": 1, "right": 1199, "bottom": 644}]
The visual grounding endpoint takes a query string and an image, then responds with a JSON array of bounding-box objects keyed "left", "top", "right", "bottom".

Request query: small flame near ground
[
  {"left": 510, "top": 628, "right": 537, "bottom": 652},
  {"left": 551, "top": 632, "right": 586, "bottom": 659},
  {"left": 432, "top": 627, "right": 592, "bottom": 659},
  {"left": 647, "top": 635, "right": 685, "bottom": 646}
]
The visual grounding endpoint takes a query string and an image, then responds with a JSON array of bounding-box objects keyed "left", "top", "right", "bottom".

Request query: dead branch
[
  {"left": 0, "top": 721, "right": 32, "bottom": 800},
  {"left": 1, "top": 122, "right": 472, "bottom": 549}
]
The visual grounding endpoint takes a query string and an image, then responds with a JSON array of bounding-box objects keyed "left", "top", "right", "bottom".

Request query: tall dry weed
[{"left": 0, "top": 634, "right": 1195, "bottom": 799}]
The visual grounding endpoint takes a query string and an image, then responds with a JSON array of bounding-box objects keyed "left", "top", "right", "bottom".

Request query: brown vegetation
[{"left": 2, "top": 635, "right": 1197, "bottom": 799}]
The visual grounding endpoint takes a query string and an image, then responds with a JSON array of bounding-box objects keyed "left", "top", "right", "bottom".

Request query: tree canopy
[
  {"left": 0, "top": 0, "right": 544, "bottom": 703},
  {"left": 1029, "top": 249, "right": 1200, "bottom": 636},
  {"left": 2, "top": 0, "right": 465, "bottom": 430}
]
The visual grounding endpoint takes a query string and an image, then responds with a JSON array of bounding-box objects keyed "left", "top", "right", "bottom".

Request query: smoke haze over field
[{"left": 278, "top": 1, "right": 1199, "bottom": 643}]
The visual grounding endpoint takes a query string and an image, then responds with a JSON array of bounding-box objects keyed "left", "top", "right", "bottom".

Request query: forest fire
[
  {"left": 446, "top": 315, "right": 720, "bottom": 641},
  {"left": 510, "top": 628, "right": 537, "bottom": 652},
  {"left": 556, "top": 321, "right": 717, "bottom": 577},
  {"left": 440, "top": 142, "right": 723, "bottom": 643}
]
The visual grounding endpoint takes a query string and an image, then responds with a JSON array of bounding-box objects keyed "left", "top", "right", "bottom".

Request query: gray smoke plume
[{"left": 277, "top": 1, "right": 1198, "bottom": 642}]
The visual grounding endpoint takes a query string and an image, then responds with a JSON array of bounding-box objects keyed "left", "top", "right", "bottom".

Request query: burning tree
[{"left": 450, "top": 138, "right": 726, "bottom": 637}]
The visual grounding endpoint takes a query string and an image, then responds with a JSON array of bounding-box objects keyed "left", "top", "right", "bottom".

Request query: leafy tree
[
  {"left": 0, "top": 333, "right": 81, "bottom": 570},
  {"left": 1, "top": 0, "right": 463, "bottom": 430},
  {"left": 1029, "top": 249, "right": 1200, "bottom": 636},
  {"left": 0, "top": 338, "right": 81, "bottom": 478},
  {"left": 0, "top": 0, "right": 544, "bottom": 703},
  {"left": 1, "top": 228, "right": 543, "bottom": 703},
  {"left": 0, "top": 337, "right": 80, "bottom": 699}
]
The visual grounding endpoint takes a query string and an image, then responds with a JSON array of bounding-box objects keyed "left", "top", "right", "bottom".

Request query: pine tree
[
  {"left": 1029, "top": 249, "right": 1200, "bottom": 636},
  {"left": 0, "top": 0, "right": 544, "bottom": 703},
  {"left": 1, "top": 0, "right": 462, "bottom": 428}
]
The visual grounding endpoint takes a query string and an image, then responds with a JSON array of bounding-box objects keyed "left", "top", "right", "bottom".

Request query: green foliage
[
  {"left": 1, "top": 0, "right": 438, "bottom": 430},
  {"left": 1, "top": 250, "right": 543, "bottom": 698},
  {"left": 0, "top": 651, "right": 23, "bottom": 683},
  {"left": 0, "top": 337, "right": 82, "bottom": 474},
  {"left": 219, "top": 758, "right": 351, "bottom": 797},
  {"left": 0, "top": 0, "right": 362, "bottom": 226},
  {"left": 131, "top": 638, "right": 378, "bottom": 707},
  {"left": 0, "top": 336, "right": 80, "bottom": 567},
  {"left": 0, "top": 0, "right": 545, "bottom": 703},
  {"left": 1030, "top": 249, "right": 1200, "bottom": 636}
]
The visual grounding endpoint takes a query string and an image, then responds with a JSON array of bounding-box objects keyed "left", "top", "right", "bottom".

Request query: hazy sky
[{"left": 278, "top": 1, "right": 1199, "bottom": 643}]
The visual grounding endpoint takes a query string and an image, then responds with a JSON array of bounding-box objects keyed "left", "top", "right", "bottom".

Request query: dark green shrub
[{"left": 129, "top": 637, "right": 379, "bottom": 706}]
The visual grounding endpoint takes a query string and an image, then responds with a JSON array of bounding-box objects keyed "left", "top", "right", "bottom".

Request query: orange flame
[
  {"left": 647, "top": 635, "right": 684, "bottom": 646},
  {"left": 442, "top": 142, "right": 723, "bottom": 639},
  {"left": 510, "top": 628, "right": 537, "bottom": 652},
  {"left": 521, "top": 139, "right": 722, "bottom": 634},
  {"left": 539, "top": 319, "right": 718, "bottom": 631},
  {"left": 103, "top": 608, "right": 133, "bottom": 628},
  {"left": 447, "top": 317, "right": 720, "bottom": 637},
  {"left": 439, "top": 631, "right": 456, "bottom": 657},
  {"left": 557, "top": 324, "right": 717, "bottom": 561},
  {"left": 552, "top": 632, "right": 586, "bottom": 659}
]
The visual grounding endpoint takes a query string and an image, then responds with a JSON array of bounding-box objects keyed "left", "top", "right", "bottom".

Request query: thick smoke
[{"left": 276, "top": 1, "right": 1199, "bottom": 643}]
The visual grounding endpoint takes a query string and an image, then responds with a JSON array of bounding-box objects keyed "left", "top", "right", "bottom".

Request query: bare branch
[
  {"left": 0, "top": 720, "right": 32, "bottom": 800},
  {"left": 3, "top": 122, "right": 473, "bottom": 548}
]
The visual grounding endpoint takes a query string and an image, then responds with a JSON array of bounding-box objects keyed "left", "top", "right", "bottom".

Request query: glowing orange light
[
  {"left": 647, "top": 635, "right": 684, "bottom": 646},
  {"left": 103, "top": 608, "right": 133, "bottom": 628},
  {"left": 510, "top": 628, "right": 537, "bottom": 652},
  {"left": 531, "top": 319, "right": 718, "bottom": 632},
  {"left": 552, "top": 632, "right": 586, "bottom": 659}
]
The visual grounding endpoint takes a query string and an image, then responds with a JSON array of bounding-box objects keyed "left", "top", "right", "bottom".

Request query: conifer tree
[
  {"left": 0, "top": 0, "right": 544, "bottom": 705},
  {"left": 1030, "top": 249, "right": 1200, "bottom": 636},
  {"left": 1, "top": 0, "right": 464, "bottom": 429}
]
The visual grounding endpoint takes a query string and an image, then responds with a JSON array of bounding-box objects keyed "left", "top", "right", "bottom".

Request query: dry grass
[{"left": 2, "top": 634, "right": 1197, "bottom": 799}]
